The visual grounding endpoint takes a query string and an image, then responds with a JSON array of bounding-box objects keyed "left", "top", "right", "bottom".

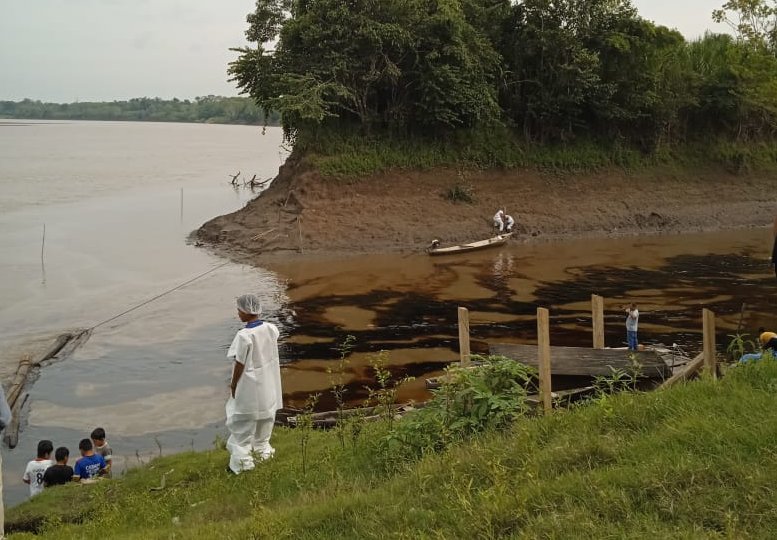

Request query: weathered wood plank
[
  {"left": 703, "top": 308, "right": 717, "bottom": 378},
  {"left": 525, "top": 386, "right": 597, "bottom": 408},
  {"left": 458, "top": 307, "right": 471, "bottom": 368},
  {"left": 592, "top": 294, "right": 605, "bottom": 349},
  {"left": 659, "top": 353, "right": 705, "bottom": 389},
  {"left": 489, "top": 343, "right": 671, "bottom": 378}
]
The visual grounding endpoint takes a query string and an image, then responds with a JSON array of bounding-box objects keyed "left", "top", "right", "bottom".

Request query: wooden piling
[
  {"left": 702, "top": 308, "right": 717, "bottom": 378},
  {"left": 537, "top": 307, "right": 552, "bottom": 414},
  {"left": 458, "top": 307, "right": 471, "bottom": 367},
  {"left": 592, "top": 294, "right": 605, "bottom": 349}
]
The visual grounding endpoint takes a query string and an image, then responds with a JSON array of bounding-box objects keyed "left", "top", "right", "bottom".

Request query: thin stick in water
[
  {"left": 298, "top": 216, "right": 303, "bottom": 254},
  {"left": 41, "top": 223, "right": 46, "bottom": 261}
]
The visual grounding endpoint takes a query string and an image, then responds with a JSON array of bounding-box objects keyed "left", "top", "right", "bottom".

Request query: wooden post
[
  {"left": 458, "top": 307, "right": 471, "bottom": 367},
  {"left": 592, "top": 294, "right": 605, "bottom": 349},
  {"left": 537, "top": 307, "right": 552, "bottom": 414},
  {"left": 703, "top": 308, "right": 717, "bottom": 378}
]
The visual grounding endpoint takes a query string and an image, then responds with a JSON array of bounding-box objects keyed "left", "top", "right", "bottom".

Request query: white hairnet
[{"left": 236, "top": 294, "right": 262, "bottom": 315}]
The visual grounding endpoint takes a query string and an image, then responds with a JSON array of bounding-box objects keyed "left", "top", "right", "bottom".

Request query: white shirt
[
  {"left": 494, "top": 210, "right": 504, "bottom": 221},
  {"left": 626, "top": 309, "right": 639, "bottom": 331},
  {"left": 227, "top": 322, "right": 283, "bottom": 421},
  {"left": 23, "top": 458, "right": 53, "bottom": 497}
]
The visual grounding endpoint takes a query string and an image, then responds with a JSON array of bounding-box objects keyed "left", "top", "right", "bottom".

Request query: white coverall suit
[
  {"left": 494, "top": 210, "right": 515, "bottom": 232},
  {"left": 226, "top": 321, "right": 283, "bottom": 474}
]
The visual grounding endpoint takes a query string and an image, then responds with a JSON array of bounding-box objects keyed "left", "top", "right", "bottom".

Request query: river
[
  {"left": 0, "top": 120, "right": 288, "bottom": 506},
  {"left": 0, "top": 120, "right": 774, "bottom": 506}
]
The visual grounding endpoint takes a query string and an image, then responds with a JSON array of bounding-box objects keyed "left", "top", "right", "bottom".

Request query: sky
[{"left": 0, "top": 0, "right": 730, "bottom": 103}]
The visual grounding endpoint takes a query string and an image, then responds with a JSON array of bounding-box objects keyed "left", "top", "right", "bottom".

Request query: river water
[
  {"left": 0, "top": 120, "right": 288, "bottom": 506},
  {"left": 1, "top": 120, "right": 775, "bottom": 506}
]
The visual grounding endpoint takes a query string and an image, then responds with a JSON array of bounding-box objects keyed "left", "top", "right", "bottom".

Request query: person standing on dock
[
  {"left": 225, "top": 294, "right": 283, "bottom": 475},
  {"left": 624, "top": 302, "right": 639, "bottom": 351}
]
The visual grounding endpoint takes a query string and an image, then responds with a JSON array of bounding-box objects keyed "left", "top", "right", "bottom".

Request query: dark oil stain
[{"left": 277, "top": 251, "right": 775, "bottom": 408}]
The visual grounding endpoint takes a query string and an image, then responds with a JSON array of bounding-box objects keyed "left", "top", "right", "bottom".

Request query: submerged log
[
  {"left": 7, "top": 333, "right": 71, "bottom": 409},
  {"left": 3, "top": 329, "right": 91, "bottom": 448},
  {"left": 4, "top": 393, "right": 28, "bottom": 448},
  {"left": 279, "top": 403, "right": 422, "bottom": 429}
]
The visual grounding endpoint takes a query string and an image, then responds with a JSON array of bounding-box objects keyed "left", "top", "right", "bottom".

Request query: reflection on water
[{"left": 272, "top": 228, "right": 777, "bottom": 410}]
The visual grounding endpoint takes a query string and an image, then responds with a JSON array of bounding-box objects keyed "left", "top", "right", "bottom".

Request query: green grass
[
  {"left": 292, "top": 127, "right": 777, "bottom": 178},
  {"left": 10, "top": 359, "right": 777, "bottom": 539}
]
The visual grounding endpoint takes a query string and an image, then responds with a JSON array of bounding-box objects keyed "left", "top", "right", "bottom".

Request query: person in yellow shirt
[{"left": 739, "top": 330, "right": 777, "bottom": 363}]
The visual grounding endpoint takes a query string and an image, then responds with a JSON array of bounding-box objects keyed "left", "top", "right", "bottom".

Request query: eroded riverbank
[{"left": 197, "top": 161, "right": 777, "bottom": 263}]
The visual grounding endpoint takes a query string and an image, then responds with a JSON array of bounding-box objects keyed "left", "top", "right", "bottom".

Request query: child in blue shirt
[{"left": 73, "top": 438, "right": 107, "bottom": 482}]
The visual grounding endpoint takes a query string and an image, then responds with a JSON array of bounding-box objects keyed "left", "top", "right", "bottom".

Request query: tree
[
  {"left": 223, "top": 0, "right": 777, "bottom": 153},
  {"left": 713, "top": 0, "right": 777, "bottom": 51},
  {"left": 229, "top": 0, "right": 503, "bottom": 141}
]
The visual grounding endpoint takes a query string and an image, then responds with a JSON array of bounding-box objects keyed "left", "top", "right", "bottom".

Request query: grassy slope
[{"left": 9, "top": 359, "right": 777, "bottom": 539}]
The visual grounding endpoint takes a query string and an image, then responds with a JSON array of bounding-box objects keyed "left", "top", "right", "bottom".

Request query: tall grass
[
  {"left": 10, "top": 359, "right": 777, "bottom": 539},
  {"left": 294, "top": 127, "right": 777, "bottom": 178}
]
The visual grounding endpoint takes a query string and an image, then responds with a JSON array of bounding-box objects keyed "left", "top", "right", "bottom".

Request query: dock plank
[{"left": 488, "top": 343, "right": 671, "bottom": 378}]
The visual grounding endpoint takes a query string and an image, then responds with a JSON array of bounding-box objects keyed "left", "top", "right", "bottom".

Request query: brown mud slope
[{"left": 197, "top": 159, "right": 777, "bottom": 262}]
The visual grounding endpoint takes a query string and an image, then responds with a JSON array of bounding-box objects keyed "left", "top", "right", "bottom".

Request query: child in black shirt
[{"left": 43, "top": 447, "right": 74, "bottom": 487}]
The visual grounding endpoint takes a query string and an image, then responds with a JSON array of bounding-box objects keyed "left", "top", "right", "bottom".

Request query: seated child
[
  {"left": 43, "top": 446, "right": 74, "bottom": 487},
  {"left": 91, "top": 427, "right": 112, "bottom": 477},
  {"left": 23, "top": 440, "right": 54, "bottom": 497},
  {"left": 73, "top": 438, "right": 107, "bottom": 482}
]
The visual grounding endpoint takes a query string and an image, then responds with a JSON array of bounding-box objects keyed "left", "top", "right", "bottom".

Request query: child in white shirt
[{"left": 23, "top": 440, "right": 54, "bottom": 497}]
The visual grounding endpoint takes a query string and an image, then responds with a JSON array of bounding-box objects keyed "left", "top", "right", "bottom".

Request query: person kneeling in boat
[
  {"left": 739, "top": 330, "right": 777, "bottom": 363},
  {"left": 494, "top": 209, "right": 514, "bottom": 233}
]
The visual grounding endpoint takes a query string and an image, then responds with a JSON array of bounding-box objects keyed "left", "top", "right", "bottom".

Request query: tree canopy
[{"left": 230, "top": 0, "right": 777, "bottom": 152}]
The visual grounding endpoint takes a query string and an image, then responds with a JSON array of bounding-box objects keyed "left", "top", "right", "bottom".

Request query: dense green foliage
[
  {"left": 0, "top": 96, "right": 280, "bottom": 125},
  {"left": 10, "top": 358, "right": 777, "bottom": 539},
  {"left": 230, "top": 0, "right": 777, "bottom": 158},
  {"left": 387, "top": 356, "right": 535, "bottom": 456},
  {"left": 304, "top": 128, "right": 777, "bottom": 176}
]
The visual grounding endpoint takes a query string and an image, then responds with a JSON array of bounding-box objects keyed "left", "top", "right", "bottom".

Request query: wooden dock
[{"left": 488, "top": 343, "right": 672, "bottom": 378}]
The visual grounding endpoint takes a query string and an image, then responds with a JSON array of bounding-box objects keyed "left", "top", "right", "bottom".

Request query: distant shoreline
[
  {"left": 0, "top": 117, "right": 273, "bottom": 127},
  {"left": 0, "top": 96, "right": 280, "bottom": 126}
]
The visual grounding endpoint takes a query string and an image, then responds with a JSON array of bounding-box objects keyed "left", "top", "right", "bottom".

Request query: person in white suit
[
  {"left": 225, "top": 294, "right": 283, "bottom": 474},
  {"left": 494, "top": 209, "right": 515, "bottom": 232}
]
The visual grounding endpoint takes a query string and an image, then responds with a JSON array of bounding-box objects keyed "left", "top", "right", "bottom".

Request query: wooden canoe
[{"left": 428, "top": 232, "right": 513, "bottom": 256}]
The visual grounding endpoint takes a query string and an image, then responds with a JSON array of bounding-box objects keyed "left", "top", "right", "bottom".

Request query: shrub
[
  {"left": 443, "top": 182, "right": 475, "bottom": 204},
  {"left": 385, "top": 355, "right": 535, "bottom": 458}
]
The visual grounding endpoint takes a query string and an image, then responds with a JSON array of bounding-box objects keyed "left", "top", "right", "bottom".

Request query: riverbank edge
[
  {"left": 195, "top": 158, "right": 777, "bottom": 266},
  {"left": 8, "top": 360, "right": 777, "bottom": 539}
]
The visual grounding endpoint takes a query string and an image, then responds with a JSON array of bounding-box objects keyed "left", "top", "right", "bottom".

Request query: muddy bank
[{"left": 197, "top": 160, "right": 777, "bottom": 262}]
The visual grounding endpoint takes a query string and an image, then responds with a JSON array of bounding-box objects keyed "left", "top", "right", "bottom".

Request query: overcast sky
[{"left": 0, "top": 0, "right": 729, "bottom": 103}]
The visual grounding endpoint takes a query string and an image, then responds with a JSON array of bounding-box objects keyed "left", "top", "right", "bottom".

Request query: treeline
[
  {"left": 0, "top": 96, "right": 280, "bottom": 125},
  {"left": 229, "top": 0, "right": 777, "bottom": 153}
]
